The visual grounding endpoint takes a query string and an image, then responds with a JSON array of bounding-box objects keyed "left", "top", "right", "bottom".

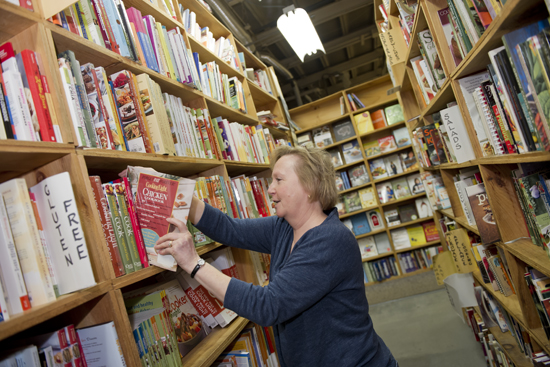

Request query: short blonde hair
[{"left": 270, "top": 145, "right": 338, "bottom": 211}]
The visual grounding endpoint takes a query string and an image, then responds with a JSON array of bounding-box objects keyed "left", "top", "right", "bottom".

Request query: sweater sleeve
[
  {"left": 195, "top": 203, "right": 277, "bottom": 253},
  {"left": 224, "top": 224, "right": 356, "bottom": 326}
]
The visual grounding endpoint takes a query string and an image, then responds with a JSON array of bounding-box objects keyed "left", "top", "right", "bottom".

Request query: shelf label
[
  {"left": 446, "top": 229, "right": 477, "bottom": 274},
  {"left": 379, "top": 28, "right": 407, "bottom": 66}
]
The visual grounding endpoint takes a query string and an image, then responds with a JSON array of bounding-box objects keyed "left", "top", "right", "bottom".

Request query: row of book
[
  {"left": 217, "top": 323, "right": 280, "bottom": 367},
  {"left": 0, "top": 43, "right": 62, "bottom": 142},
  {"left": 397, "top": 246, "right": 443, "bottom": 274},
  {"left": 363, "top": 126, "right": 412, "bottom": 157},
  {"left": 376, "top": 171, "right": 425, "bottom": 204},
  {"left": 411, "top": 113, "right": 457, "bottom": 167},
  {"left": 327, "top": 141, "right": 364, "bottom": 168},
  {"left": 368, "top": 150, "right": 418, "bottom": 181},
  {"left": 410, "top": 28, "right": 447, "bottom": 108},
  {"left": 353, "top": 104, "right": 405, "bottom": 135},
  {"left": 336, "top": 164, "right": 371, "bottom": 191},
  {"left": 385, "top": 197, "right": 434, "bottom": 228},
  {"left": 0, "top": 322, "right": 126, "bottom": 366},
  {"left": 390, "top": 221, "right": 440, "bottom": 250},
  {"left": 245, "top": 69, "right": 274, "bottom": 96},
  {"left": 342, "top": 209, "right": 386, "bottom": 237},
  {"left": 510, "top": 163, "right": 550, "bottom": 256},
  {"left": 0, "top": 173, "right": 96, "bottom": 321},
  {"left": 57, "top": 51, "right": 283, "bottom": 162},
  {"left": 421, "top": 171, "right": 452, "bottom": 211},
  {"left": 394, "top": 0, "right": 418, "bottom": 47},
  {"left": 4, "top": 0, "right": 34, "bottom": 11},
  {"left": 337, "top": 187, "right": 378, "bottom": 217},
  {"left": 345, "top": 93, "right": 366, "bottom": 112},
  {"left": 297, "top": 119, "right": 357, "bottom": 149},
  {"left": 363, "top": 256, "right": 400, "bottom": 283},
  {"left": 179, "top": 5, "right": 241, "bottom": 72}
]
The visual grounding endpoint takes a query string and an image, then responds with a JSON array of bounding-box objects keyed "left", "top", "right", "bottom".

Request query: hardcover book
[
  {"left": 348, "top": 164, "right": 370, "bottom": 187},
  {"left": 126, "top": 166, "right": 196, "bottom": 271},
  {"left": 342, "top": 140, "right": 363, "bottom": 164},
  {"left": 384, "top": 104, "right": 405, "bottom": 125},
  {"left": 407, "top": 225, "right": 427, "bottom": 246},
  {"left": 29, "top": 172, "right": 96, "bottom": 296},
  {"left": 371, "top": 109, "right": 387, "bottom": 129},
  {"left": 378, "top": 184, "right": 395, "bottom": 203},
  {"left": 399, "top": 151, "right": 418, "bottom": 172},
  {"left": 350, "top": 213, "right": 371, "bottom": 236},
  {"left": 354, "top": 111, "right": 374, "bottom": 135},
  {"left": 312, "top": 126, "right": 333, "bottom": 148},
  {"left": 438, "top": 7, "right": 463, "bottom": 67},
  {"left": 398, "top": 203, "right": 418, "bottom": 223},
  {"left": 385, "top": 209, "right": 401, "bottom": 227},
  {"left": 358, "top": 236, "right": 378, "bottom": 260},
  {"left": 422, "top": 221, "right": 440, "bottom": 242},
  {"left": 392, "top": 126, "right": 411, "bottom": 147},
  {"left": 466, "top": 183, "right": 500, "bottom": 244},
  {"left": 363, "top": 140, "right": 381, "bottom": 157},
  {"left": 77, "top": 322, "right": 127, "bottom": 367},
  {"left": 378, "top": 135, "right": 397, "bottom": 153},
  {"left": 367, "top": 209, "right": 385, "bottom": 230},
  {"left": 332, "top": 119, "right": 355, "bottom": 142},
  {"left": 392, "top": 178, "right": 412, "bottom": 199},
  {"left": 328, "top": 147, "right": 343, "bottom": 167},
  {"left": 343, "top": 191, "right": 362, "bottom": 213},
  {"left": 440, "top": 105, "right": 476, "bottom": 163},
  {"left": 391, "top": 228, "right": 411, "bottom": 250},
  {"left": 374, "top": 233, "right": 392, "bottom": 254},
  {"left": 384, "top": 154, "right": 403, "bottom": 176},
  {"left": 369, "top": 158, "right": 388, "bottom": 179},
  {"left": 358, "top": 187, "right": 377, "bottom": 209},
  {"left": 407, "top": 173, "right": 425, "bottom": 195}
]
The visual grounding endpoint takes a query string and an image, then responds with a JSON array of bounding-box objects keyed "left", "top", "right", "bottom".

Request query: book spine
[
  {"left": 90, "top": 0, "right": 112, "bottom": 51},
  {"left": 0, "top": 71, "right": 15, "bottom": 139},
  {"left": 121, "top": 177, "right": 149, "bottom": 268},
  {"left": 96, "top": 0, "right": 119, "bottom": 54},
  {"left": 447, "top": 0, "right": 473, "bottom": 53},
  {"left": 113, "top": 182, "right": 142, "bottom": 271},
  {"left": 89, "top": 176, "right": 125, "bottom": 277},
  {"left": 102, "top": 183, "right": 135, "bottom": 274},
  {"left": 57, "top": 59, "right": 87, "bottom": 146}
]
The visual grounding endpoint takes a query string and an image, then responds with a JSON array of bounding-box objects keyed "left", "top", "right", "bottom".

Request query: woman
[{"left": 155, "top": 146, "right": 396, "bottom": 367}]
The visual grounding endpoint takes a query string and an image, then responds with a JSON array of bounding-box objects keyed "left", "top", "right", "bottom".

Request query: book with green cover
[
  {"left": 363, "top": 140, "right": 381, "bottom": 157},
  {"left": 384, "top": 104, "right": 405, "bottom": 125},
  {"left": 113, "top": 182, "right": 143, "bottom": 271}
]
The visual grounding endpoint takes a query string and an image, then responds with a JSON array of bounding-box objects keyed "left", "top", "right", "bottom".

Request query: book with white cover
[
  {"left": 0, "top": 178, "right": 56, "bottom": 306},
  {"left": 77, "top": 322, "right": 127, "bottom": 367},
  {"left": 29, "top": 172, "right": 96, "bottom": 295},
  {"left": 440, "top": 105, "right": 476, "bottom": 163},
  {"left": 454, "top": 180, "right": 477, "bottom": 226},
  {"left": 391, "top": 228, "right": 411, "bottom": 250},
  {"left": 0, "top": 346, "right": 40, "bottom": 367},
  {"left": 0, "top": 278, "right": 9, "bottom": 322},
  {"left": 0, "top": 196, "right": 31, "bottom": 315},
  {"left": 358, "top": 237, "right": 378, "bottom": 260}
]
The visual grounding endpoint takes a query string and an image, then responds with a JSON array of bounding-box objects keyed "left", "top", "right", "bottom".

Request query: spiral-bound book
[{"left": 474, "top": 86, "right": 506, "bottom": 155}]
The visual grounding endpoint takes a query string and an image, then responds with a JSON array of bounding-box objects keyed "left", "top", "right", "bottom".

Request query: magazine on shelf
[
  {"left": 384, "top": 154, "right": 403, "bottom": 177},
  {"left": 312, "top": 126, "right": 333, "bottom": 148},
  {"left": 392, "top": 178, "right": 412, "bottom": 200},
  {"left": 407, "top": 173, "right": 425, "bottom": 195}
]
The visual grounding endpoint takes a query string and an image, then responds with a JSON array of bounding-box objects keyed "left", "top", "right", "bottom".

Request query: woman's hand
[{"left": 155, "top": 217, "right": 200, "bottom": 274}]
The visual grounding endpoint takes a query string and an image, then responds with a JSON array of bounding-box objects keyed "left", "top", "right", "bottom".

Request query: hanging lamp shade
[{"left": 277, "top": 7, "right": 325, "bottom": 62}]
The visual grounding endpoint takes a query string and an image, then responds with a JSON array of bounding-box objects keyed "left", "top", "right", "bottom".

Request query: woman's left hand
[{"left": 155, "top": 217, "right": 200, "bottom": 273}]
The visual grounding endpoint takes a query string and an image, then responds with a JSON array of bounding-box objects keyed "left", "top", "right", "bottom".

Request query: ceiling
[{"left": 206, "top": 0, "right": 388, "bottom": 109}]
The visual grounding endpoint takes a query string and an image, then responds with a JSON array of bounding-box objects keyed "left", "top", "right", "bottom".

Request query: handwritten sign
[
  {"left": 446, "top": 229, "right": 477, "bottom": 273},
  {"left": 379, "top": 28, "right": 407, "bottom": 66},
  {"left": 433, "top": 251, "right": 458, "bottom": 285}
]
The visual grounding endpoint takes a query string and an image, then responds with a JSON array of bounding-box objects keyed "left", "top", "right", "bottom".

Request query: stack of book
[
  {"left": 342, "top": 209, "right": 385, "bottom": 237},
  {"left": 0, "top": 323, "right": 126, "bottom": 366},
  {"left": 363, "top": 256, "right": 400, "bottom": 283},
  {"left": 363, "top": 126, "right": 412, "bottom": 157},
  {"left": 0, "top": 43, "right": 62, "bottom": 142},
  {"left": 395, "top": 0, "right": 418, "bottom": 47},
  {"left": 410, "top": 29, "right": 447, "bottom": 107},
  {"left": 218, "top": 323, "right": 280, "bottom": 367},
  {"left": 397, "top": 245, "right": 443, "bottom": 273},
  {"left": 375, "top": 171, "right": 425, "bottom": 204},
  {"left": 258, "top": 110, "right": 289, "bottom": 132},
  {"left": 0, "top": 173, "right": 96, "bottom": 321},
  {"left": 353, "top": 103, "right": 405, "bottom": 135}
]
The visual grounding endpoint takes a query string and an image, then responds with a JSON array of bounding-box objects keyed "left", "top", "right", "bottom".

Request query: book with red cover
[
  {"left": 120, "top": 177, "right": 149, "bottom": 268},
  {"left": 371, "top": 109, "right": 387, "bottom": 129},
  {"left": 466, "top": 183, "right": 500, "bottom": 245},
  {"left": 17, "top": 50, "right": 57, "bottom": 142},
  {"left": 250, "top": 179, "right": 269, "bottom": 217},
  {"left": 89, "top": 176, "right": 126, "bottom": 277},
  {"left": 421, "top": 221, "right": 440, "bottom": 242}
]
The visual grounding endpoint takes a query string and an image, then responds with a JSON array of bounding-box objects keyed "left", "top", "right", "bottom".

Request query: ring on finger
[{"left": 169, "top": 241, "right": 173, "bottom": 248}]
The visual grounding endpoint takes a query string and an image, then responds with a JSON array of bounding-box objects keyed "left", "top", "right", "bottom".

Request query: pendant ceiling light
[{"left": 277, "top": 6, "right": 325, "bottom": 62}]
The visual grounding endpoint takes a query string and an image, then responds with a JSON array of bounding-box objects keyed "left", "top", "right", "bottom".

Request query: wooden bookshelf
[
  {"left": 387, "top": 215, "right": 434, "bottom": 230},
  {"left": 0, "top": 0, "right": 291, "bottom": 364},
  {"left": 384, "top": 0, "right": 550, "bottom": 361},
  {"left": 291, "top": 75, "right": 442, "bottom": 283}
]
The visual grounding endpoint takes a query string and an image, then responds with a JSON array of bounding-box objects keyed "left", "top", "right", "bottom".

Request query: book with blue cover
[{"left": 350, "top": 213, "right": 371, "bottom": 236}]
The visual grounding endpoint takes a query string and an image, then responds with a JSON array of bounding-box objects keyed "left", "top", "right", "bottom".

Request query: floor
[{"left": 369, "top": 289, "right": 487, "bottom": 367}]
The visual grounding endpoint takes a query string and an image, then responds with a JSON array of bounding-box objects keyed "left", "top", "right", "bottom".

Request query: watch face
[{"left": 198, "top": 258, "right": 205, "bottom": 266}]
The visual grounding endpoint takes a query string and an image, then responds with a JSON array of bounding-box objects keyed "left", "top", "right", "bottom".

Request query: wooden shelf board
[
  {"left": 322, "top": 136, "right": 358, "bottom": 150},
  {"left": 122, "top": 0, "right": 181, "bottom": 34},
  {"left": 187, "top": 36, "right": 244, "bottom": 80},
  {"left": 364, "top": 268, "right": 433, "bottom": 287},
  {"left": 380, "top": 193, "right": 427, "bottom": 207},
  {"left": 339, "top": 205, "right": 378, "bottom": 220},
  {"left": 424, "top": 160, "right": 478, "bottom": 170},
  {"left": 0, "top": 281, "right": 111, "bottom": 340},
  {"left": 476, "top": 151, "right": 550, "bottom": 165},
  {"left": 488, "top": 325, "right": 532, "bottom": 367},
  {"left": 339, "top": 182, "right": 372, "bottom": 196},
  {"left": 351, "top": 96, "right": 400, "bottom": 117},
  {"left": 500, "top": 239, "right": 550, "bottom": 279},
  {"left": 248, "top": 80, "right": 278, "bottom": 106},
  {"left": 452, "top": 0, "right": 548, "bottom": 80},
  {"left": 179, "top": 0, "right": 232, "bottom": 39},
  {"left": 260, "top": 124, "right": 288, "bottom": 140},
  {"left": 112, "top": 266, "right": 166, "bottom": 290},
  {"left": 356, "top": 227, "right": 387, "bottom": 240},
  {"left": 401, "top": 4, "right": 428, "bottom": 73},
  {"left": 204, "top": 96, "right": 260, "bottom": 126},
  {"left": 293, "top": 114, "right": 351, "bottom": 135},
  {"left": 0, "top": 0, "right": 41, "bottom": 43},
  {"left": 394, "top": 240, "right": 442, "bottom": 254},
  {"left": 362, "top": 252, "right": 395, "bottom": 263},
  {"left": 47, "top": 23, "right": 203, "bottom": 102},
  {"left": 364, "top": 145, "right": 413, "bottom": 161},
  {"left": 0, "top": 141, "right": 75, "bottom": 181},
  {"left": 234, "top": 39, "right": 267, "bottom": 71},
  {"left": 419, "top": 79, "right": 455, "bottom": 120},
  {"left": 372, "top": 168, "right": 420, "bottom": 185},
  {"left": 437, "top": 208, "right": 480, "bottom": 235},
  {"left": 335, "top": 160, "right": 365, "bottom": 172},
  {"left": 387, "top": 216, "right": 435, "bottom": 231},
  {"left": 358, "top": 121, "right": 406, "bottom": 139},
  {"left": 78, "top": 149, "right": 222, "bottom": 180},
  {"left": 180, "top": 316, "right": 249, "bottom": 367},
  {"left": 223, "top": 160, "right": 270, "bottom": 176}
]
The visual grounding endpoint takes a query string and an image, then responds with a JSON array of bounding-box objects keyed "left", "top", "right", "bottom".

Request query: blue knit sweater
[{"left": 196, "top": 204, "right": 394, "bottom": 367}]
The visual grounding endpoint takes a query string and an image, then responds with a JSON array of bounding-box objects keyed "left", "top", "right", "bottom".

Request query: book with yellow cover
[
  {"left": 354, "top": 111, "right": 374, "bottom": 135},
  {"left": 406, "top": 225, "right": 427, "bottom": 246},
  {"left": 358, "top": 187, "right": 377, "bottom": 209}
]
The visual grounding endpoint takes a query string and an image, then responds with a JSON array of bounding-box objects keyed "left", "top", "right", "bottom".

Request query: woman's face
[{"left": 268, "top": 155, "right": 310, "bottom": 219}]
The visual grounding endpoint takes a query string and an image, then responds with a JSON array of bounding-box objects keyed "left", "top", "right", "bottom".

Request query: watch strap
[{"left": 190, "top": 259, "right": 204, "bottom": 278}]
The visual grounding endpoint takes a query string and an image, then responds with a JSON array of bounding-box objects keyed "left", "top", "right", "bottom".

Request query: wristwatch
[{"left": 190, "top": 257, "right": 205, "bottom": 278}]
